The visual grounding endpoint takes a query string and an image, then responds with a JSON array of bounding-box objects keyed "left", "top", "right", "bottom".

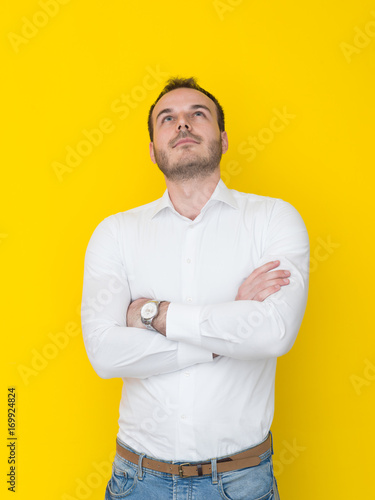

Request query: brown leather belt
[{"left": 116, "top": 434, "right": 271, "bottom": 478}]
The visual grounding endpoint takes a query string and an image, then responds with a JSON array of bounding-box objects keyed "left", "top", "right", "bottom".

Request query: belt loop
[
  {"left": 270, "top": 431, "right": 274, "bottom": 456},
  {"left": 137, "top": 453, "right": 146, "bottom": 480},
  {"left": 211, "top": 458, "right": 218, "bottom": 484}
]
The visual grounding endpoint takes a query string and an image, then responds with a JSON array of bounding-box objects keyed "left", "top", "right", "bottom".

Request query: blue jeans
[{"left": 105, "top": 435, "right": 280, "bottom": 499}]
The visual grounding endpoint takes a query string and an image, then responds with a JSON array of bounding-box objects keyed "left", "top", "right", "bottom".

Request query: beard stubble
[{"left": 153, "top": 133, "right": 223, "bottom": 182}]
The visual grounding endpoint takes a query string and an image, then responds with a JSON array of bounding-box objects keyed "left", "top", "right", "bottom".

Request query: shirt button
[
  {"left": 181, "top": 414, "right": 186, "bottom": 420},
  {"left": 186, "top": 297, "right": 192, "bottom": 302},
  {"left": 184, "top": 371, "right": 190, "bottom": 377},
  {"left": 186, "top": 258, "right": 191, "bottom": 264}
]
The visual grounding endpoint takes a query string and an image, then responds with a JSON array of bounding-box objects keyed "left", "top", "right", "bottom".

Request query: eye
[
  {"left": 162, "top": 115, "right": 173, "bottom": 123},
  {"left": 194, "top": 111, "right": 204, "bottom": 117}
]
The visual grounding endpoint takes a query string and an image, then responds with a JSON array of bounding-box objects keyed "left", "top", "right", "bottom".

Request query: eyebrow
[{"left": 155, "top": 104, "right": 212, "bottom": 123}]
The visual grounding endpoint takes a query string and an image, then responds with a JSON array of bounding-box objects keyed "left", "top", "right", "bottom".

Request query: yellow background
[{"left": 2, "top": 0, "right": 374, "bottom": 498}]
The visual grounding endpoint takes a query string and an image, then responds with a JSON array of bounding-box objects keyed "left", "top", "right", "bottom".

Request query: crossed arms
[
  {"left": 127, "top": 260, "right": 293, "bottom": 357},
  {"left": 81, "top": 199, "right": 309, "bottom": 379}
]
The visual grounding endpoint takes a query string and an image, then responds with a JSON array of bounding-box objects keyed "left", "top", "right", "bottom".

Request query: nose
[{"left": 177, "top": 113, "right": 191, "bottom": 131}]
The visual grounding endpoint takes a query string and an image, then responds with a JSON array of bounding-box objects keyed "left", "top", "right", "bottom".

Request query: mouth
[{"left": 173, "top": 138, "right": 199, "bottom": 148}]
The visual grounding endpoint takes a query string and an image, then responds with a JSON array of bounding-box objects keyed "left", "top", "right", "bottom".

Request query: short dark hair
[{"left": 147, "top": 77, "right": 225, "bottom": 141}]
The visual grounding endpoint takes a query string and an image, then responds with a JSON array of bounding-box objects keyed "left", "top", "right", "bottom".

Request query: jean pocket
[
  {"left": 107, "top": 454, "right": 138, "bottom": 499},
  {"left": 218, "top": 457, "right": 274, "bottom": 500}
]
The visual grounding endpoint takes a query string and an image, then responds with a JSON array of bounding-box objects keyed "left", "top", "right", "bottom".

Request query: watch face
[{"left": 142, "top": 302, "right": 158, "bottom": 320}]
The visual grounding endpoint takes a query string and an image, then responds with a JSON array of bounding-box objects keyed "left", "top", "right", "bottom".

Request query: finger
[
  {"left": 241, "top": 271, "right": 289, "bottom": 296},
  {"left": 251, "top": 277, "right": 289, "bottom": 298},
  {"left": 237, "top": 277, "right": 289, "bottom": 301},
  {"left": 241, "top": 261, "right": 281, "bottom": 286},
  {"left": 253, "top": 284, "right": 283, "bottom": 302},
  {"left": 251, "top": 260, "right": 280, "bottom": 278},
  {"left": 256, "top": 269, "right": 291, "bottom": 282}
]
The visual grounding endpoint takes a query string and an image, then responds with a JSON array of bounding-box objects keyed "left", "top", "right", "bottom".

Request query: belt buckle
[{"left": 178, "top": 463, "right": 190, "bottom": 478}]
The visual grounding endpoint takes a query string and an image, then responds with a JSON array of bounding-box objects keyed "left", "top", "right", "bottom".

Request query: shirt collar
[{"left": 150, "top": 178, "right": 239, "bottom": 219}]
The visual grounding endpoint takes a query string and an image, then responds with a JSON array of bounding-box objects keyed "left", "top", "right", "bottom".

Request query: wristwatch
[{"left": 140, "top": 300, "right": 163, "bottom": 332}]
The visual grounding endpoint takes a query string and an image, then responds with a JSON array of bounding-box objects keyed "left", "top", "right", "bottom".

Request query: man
[{"left": 81, "top": 77, "right": 309, "bottom": 499}]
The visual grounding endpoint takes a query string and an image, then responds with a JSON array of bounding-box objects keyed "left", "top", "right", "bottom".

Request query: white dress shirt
[{"left": 81, "top": 178, "right": 309, "bottom": 461}]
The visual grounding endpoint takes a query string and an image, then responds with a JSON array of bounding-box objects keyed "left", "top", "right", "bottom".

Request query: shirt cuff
[{"left": 166, "top": 302, "right": 202, "bottom": 346}]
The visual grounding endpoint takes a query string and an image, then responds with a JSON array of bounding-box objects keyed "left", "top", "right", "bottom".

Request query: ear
[
  {"left": 221, "top": 131, "right": 228, "bottom": 154},
  {"left": 149, "top": 142, "right": 156, "bottom": 164}
]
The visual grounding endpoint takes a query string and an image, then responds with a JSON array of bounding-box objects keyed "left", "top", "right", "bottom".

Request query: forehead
[{"left": 153, "top": 88, "right": 216, "bottom": 121}]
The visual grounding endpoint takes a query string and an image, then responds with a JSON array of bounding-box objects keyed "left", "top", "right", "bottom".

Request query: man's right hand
[{"left": 235, "top": 260, "right": 290, "bottom": 302}]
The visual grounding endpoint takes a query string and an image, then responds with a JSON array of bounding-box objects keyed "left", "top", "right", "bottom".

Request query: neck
[{"left": 165, "top": 170, "right": 221, "bottom": 220}]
